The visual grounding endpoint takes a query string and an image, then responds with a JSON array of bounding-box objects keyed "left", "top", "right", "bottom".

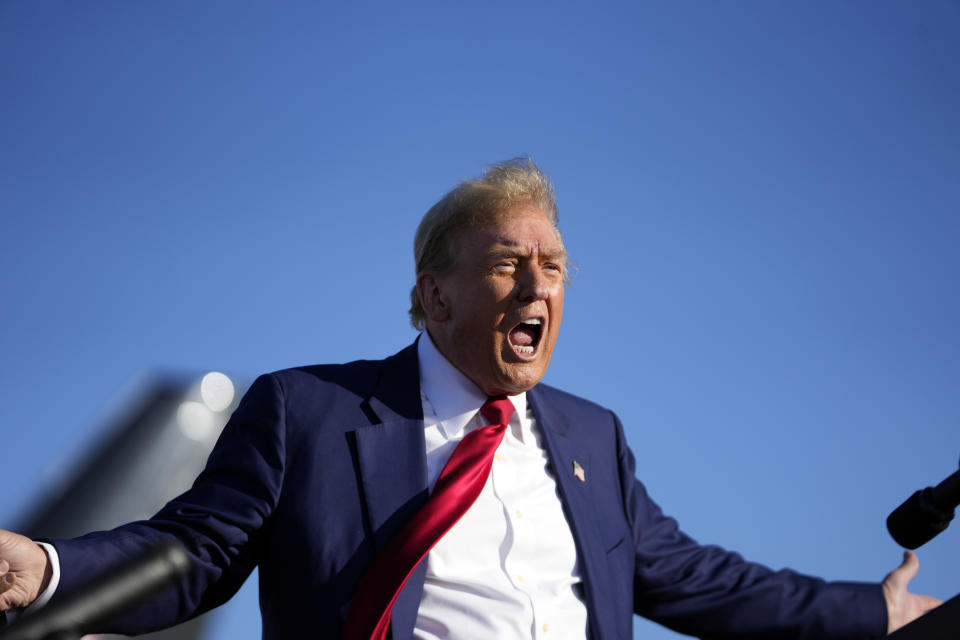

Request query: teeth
[
  {"left": 516, "top": 345, "right": 534, "bottom": 354},
  {"left": 522, "top": 318, "right": 541, "bottom": 325}
]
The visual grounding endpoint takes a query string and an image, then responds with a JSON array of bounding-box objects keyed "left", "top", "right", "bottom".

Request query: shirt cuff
[{"left": 24, "top": 541, "right": 60, "bottom": 613}]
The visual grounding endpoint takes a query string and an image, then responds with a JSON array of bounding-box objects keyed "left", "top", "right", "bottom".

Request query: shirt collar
[{"left": 418, "top": 332, "right": 527, "bottom": 439}]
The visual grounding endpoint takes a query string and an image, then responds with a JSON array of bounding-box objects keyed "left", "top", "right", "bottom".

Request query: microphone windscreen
[{"left": 886, "top": 487, "right": 954, "bottom": 549}]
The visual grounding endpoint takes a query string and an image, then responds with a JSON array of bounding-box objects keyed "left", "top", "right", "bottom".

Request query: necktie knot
[{"left": 480, "top": 395, "right": 514, "bottom": 427}]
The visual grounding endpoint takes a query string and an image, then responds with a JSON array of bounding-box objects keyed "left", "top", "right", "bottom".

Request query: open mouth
[{"left": 508, "top": 318, "right": 543, "bottom": 356}]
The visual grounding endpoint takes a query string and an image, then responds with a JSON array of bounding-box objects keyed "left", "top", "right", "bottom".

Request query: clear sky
[{"left": 1, "top": 2, "right": 958, "bottom": 638}]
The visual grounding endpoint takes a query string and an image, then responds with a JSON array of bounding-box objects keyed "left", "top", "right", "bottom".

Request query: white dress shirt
[{"left": 414, "top": 334, "right": 588, "bottom": 639}]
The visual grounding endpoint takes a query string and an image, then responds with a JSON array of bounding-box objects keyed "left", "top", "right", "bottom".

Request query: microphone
[
  {"left": 887, "top": 456, "right": 960, "bottom": 549},
  {"left": 0, "top": 539, "right": 191, "bottom": 640}
]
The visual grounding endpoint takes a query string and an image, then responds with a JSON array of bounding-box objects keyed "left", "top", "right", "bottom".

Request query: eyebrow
[{"left": 487, "top": 245, "right": 567, "bottom": 262}]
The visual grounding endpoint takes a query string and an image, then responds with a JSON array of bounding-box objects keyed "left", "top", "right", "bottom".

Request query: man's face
[{"left": 421, "top": 206, "right": 566, "bottom": 396}]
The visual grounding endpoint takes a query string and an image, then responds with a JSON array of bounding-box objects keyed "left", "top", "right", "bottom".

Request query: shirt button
[
  {"left": 516, "top": 575, "right": 526, "bottom": 582},
  {"left": 495, "top": 453, "right": 504, "bottom": 462},
  {"left": 515, "top": 509, "right": 523, "bottom": 519},
  {"left": 542, "top": 623, "right": 550, "bottom": 632}
]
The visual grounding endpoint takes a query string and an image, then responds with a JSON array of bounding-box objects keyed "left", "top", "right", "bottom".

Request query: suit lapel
[
  {"left": 353, "top": 342, "right": 428, "bottom": 541},
  {"left": 354, "top": 418, "right": 428, "bottom": 546},
  {"left": 352, "top": 341, "right": 430, "bottom": 639},
  {"left": 528, "top": 386, "right": 613, "bottom": 640}
]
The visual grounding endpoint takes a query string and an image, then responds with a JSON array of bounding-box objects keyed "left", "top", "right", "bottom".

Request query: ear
[{"left": 416, "top": 272, "right": 450, "bottom": 322}]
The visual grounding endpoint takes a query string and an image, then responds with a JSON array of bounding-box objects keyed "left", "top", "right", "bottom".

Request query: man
[{"left": 0, "top": 159, "right": 941, "bottom": 638}]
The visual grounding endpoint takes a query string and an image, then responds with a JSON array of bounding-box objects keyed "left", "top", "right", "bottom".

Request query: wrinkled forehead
[{"left": 466, "top": 206, "right": 566, "bottom": 253}]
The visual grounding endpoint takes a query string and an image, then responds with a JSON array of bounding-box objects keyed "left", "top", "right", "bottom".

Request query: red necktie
[{"left": 342, "top": 396, "right": 515, "bottom": 640}]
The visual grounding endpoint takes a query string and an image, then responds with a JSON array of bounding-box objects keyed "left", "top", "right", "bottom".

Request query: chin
[{"left": 495, "top": 365, "right": 547, "bottom": 395}]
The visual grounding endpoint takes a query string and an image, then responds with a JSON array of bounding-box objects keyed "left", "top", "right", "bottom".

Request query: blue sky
[{"left": 1, "top": 2, "right": 958, "bottom": 638}]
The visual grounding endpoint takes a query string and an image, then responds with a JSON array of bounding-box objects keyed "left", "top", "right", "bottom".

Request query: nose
[{"left": 517, "top": 264, "right": 553, "bottom": 303}]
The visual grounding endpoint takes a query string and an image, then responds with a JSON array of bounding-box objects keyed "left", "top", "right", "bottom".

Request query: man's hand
[
  {"left": 882, "top": 550, "right": 943, "bottom": 634},
  {"left": 0, "top": 529, "right": 52, "bottom": 611}
]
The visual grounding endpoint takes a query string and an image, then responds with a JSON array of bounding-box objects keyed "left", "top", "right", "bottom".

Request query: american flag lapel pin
[{"left": 572, "top": 460, "right": 586, "bottom": 483}]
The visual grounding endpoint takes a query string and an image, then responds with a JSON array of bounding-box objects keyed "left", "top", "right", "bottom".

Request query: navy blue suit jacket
[{"left": 47, "top": 343, "right": 887, "bottom": 639}]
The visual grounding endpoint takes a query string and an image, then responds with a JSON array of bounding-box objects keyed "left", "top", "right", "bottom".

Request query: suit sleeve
[
  {"left": 40, "top": 373, "right": 288, "bottom": 635},
  {"left": 612, "top": 413, "right": 888, "bottom": 640}
]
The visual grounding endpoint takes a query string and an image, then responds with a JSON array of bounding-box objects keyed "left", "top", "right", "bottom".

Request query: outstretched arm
[
  {"left": 0, "top": 529, "right": 52, "bottom": 611},
  {"left": 882, "top": 550, "right": 942, "bottom": 635}
]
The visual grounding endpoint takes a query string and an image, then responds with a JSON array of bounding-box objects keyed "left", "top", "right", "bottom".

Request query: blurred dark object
[
  {"left": 0, "top": 539, "right": 190, "bottom": 640},
  {"left": 14, "top": 374, "right": 244, "bottom": 640},
  {"left": 887, "top": 593, "right": 960, "bottom": 640}
]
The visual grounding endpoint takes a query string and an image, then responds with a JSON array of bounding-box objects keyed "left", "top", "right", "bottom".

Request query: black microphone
[
  {"left": 887, "top": 456, "right": 960, "bottom": 549},
  {"left": 0, "top": 539, "right": 191, "bottom": 640}
]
